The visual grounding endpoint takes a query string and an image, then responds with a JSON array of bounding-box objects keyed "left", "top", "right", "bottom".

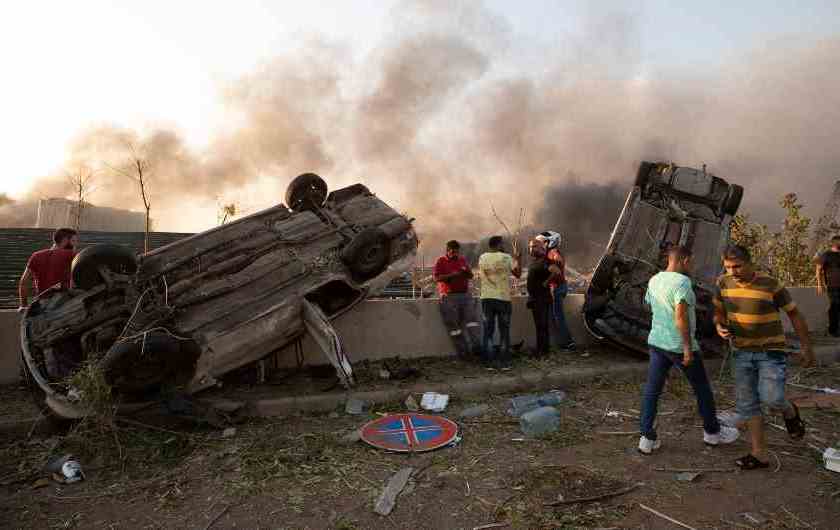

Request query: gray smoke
[{"left": 9, "top": 3, "right": 840, "bottom": 264}]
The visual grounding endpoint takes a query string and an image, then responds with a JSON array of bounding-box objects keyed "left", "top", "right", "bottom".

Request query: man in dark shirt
[
  {"left": 816, "top": 235, "right": 840, "bottom": 337},
  {"left": 19, "top": 227, "right": 79, "bottom": 312},
  {"left": 526, "top": 237, "right": 553, "bottom": 356},
  {"left": 433, "top": 240, "right": 481, "bottom": 358}
]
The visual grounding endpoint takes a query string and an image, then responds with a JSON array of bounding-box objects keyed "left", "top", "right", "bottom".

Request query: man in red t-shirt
[
  {"left": 433, "top": 240, "right": 481, "bottom": 358},
  {"left": 18, "top": 227, "right": 79, "bottom": 312}
]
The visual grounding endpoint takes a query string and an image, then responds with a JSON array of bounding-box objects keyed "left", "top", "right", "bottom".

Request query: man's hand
[
  {"left": 715, "top": 322, "right": 732, "bottom": 340},
  {"left": 682, "top": 348, "right": 694, "bottom": 367},
  {"left": 798, "top": 346, "right": 817, "bottom": 368},
  {"left": 17, "top": 305, "right": 27, "bottom": 314}
]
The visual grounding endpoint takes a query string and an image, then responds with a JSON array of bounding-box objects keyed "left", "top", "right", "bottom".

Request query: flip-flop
[
  {"left": 735, "top": 454, "right": 769, "bottom": 470},
  {"left": 784, "top": 403, "right": 806, "bottom": 440}
]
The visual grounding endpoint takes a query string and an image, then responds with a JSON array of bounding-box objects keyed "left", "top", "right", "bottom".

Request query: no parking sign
[{"left": 360, "top": 413, "right": 459, "bottom": 452}]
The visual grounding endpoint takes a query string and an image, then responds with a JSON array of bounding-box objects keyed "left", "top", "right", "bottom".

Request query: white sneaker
[
  {"left": 638, "top": 436, "right": 661, "bottom": 455},
  {"left": 704, "top": 425, "right": 740, "bottom": 446}
]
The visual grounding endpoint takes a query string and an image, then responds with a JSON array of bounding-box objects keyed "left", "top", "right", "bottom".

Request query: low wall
[{"left": 0, "top": 288, "right": 828, "bottom": 385}]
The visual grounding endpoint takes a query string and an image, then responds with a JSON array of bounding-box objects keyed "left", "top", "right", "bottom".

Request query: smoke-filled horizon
[{"left": 4, "top": 2, "right": 839, "bottom": 265}]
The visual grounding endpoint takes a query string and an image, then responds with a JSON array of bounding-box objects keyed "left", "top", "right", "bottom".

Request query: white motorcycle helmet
[{"left": 536, "top": 230, "right": 562, "bottom": 250}]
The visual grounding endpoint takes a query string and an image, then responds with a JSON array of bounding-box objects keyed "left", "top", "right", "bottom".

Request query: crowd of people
[{"left": 16, "top": 228, "right": 840, "bottom": 471}]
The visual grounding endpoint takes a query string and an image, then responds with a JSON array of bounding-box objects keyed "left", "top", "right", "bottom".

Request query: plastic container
[
  {"left": 507, "top": 391, "right": 566, "bottom": 417},
  {"left": 519, "top": 406, "right": 561, "bottom": 437},
  {"left": 823, "top": 448, "right": 840, "bottom": 473}
]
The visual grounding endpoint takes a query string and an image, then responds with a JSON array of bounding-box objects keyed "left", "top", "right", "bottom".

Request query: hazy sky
[{"left": 2, "top": 1, "right": 838, "bottom": 213}]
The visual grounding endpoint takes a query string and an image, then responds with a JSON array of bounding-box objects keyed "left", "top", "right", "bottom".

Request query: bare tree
[
  {"left": 219, "top": 202, "right": 238, "bottom": 225},
  {"left": 65, "top": 163, "right": 96, "bottom": 231},
  {"left": 107, "top": 142, "right": 153, "bottom": 252}
]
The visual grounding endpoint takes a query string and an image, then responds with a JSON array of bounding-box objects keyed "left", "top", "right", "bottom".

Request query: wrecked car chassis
[{"left": 21, "top": 175, "right": 418, "bottom": 419}]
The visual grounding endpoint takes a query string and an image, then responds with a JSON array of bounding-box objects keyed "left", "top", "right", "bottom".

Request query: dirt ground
[{"left": 1, "top": 346, "right": 839, "bottom": 530}]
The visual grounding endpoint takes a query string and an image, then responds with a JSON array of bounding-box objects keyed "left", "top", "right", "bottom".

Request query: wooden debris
[
  {"left": 544, "top": 483, "right": 640, "bottom": 506},
  {"left": 374, "top": 467, "right": 414, "bottom": 516},
  {"left": 639, "top": 503, "right": 697, "bottom": 530},
  {"left": 473, "top": 523, "right": 509, "bottom": 530},
  {"left": 653, "top": 467, "right": 734, "bottom": 473}
]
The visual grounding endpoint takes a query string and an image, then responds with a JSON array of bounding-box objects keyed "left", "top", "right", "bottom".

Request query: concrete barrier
[{"left": 0, "top": 287, "right": 829, "bottom": 385}]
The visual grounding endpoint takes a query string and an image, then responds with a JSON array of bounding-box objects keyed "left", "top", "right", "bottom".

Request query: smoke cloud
[{"left": 10, "top": 2, "right": 840, "bottom": 268}]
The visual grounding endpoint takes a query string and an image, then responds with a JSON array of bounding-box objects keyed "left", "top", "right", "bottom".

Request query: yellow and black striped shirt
[{"left": 713, "top": 273, "right": 796, "bottom": 351}]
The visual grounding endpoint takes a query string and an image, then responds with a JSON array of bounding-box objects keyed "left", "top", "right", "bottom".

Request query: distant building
[{"left": 36, "top": 198, "right": 147, "bottom": 232}]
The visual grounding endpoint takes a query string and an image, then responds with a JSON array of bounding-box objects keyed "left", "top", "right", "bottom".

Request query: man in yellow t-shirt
[{"left": 478, "top": 235, "right": 521, "bottom": 369}]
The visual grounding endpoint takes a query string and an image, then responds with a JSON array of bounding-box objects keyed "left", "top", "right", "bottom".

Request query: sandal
[
  {"left": 735, "top": 454, "right": 769, "bottom": 470},
  {"left": 784, "top": 403, "right": 806, "bottom": 440}
]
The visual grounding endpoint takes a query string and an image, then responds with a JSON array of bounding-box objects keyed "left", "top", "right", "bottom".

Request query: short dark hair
[
  {"left": 446, "top": 240, "right": 460, "bottom": 251},
  {"left": 488, "top": 235, "right": 503, "bottom": 249},
  {"left": 666, "top": 245, "right": 692, "bottom": 261},
  {"left": 53, "top": 228, "right": 78, "bottom": 245},
  {"left": 722, "top": 244, "right": 751, "bottom": 263}
]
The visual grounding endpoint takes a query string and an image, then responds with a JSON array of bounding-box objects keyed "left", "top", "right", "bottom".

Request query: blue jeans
[
  {"left": 640, "top": 346, "right": 720, "bottom": 440},
  {"left": 551, "top": 284, "right": 574, "bottom": 347},
  {"left": 481, "top": 299, "right": 512, "bottom": 363},
  {"left": 733, "top": 350, "right": 793, "bottom": 419}
]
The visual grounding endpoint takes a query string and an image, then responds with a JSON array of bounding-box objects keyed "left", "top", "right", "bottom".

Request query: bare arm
[
  {"left": 713, "top": 300, "right": 731, "bottom": 339},
  {"left": 675, "top": 301, "right": 693, "bottom": 365},
  {"left": 511, "top": 257, "right": 522, "bottom": 279},
  {"left": 815, "top": 263, "right": 825, "bottom": 295},
  {"left": 18, "top": 267, "right": 32, "bottom": 310},
  {"left": 786, "top": 307, "right": 815, "bottom": 367}
]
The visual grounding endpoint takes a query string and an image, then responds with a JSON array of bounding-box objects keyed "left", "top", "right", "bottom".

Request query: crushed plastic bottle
[
  {"left": 519, "top": 406, "right": 561, "bottom": 437},
  {"left": 507, "top": 391, "right": 566, "bottom": 417},
  {"left": 61, "top": 460, "right": 84, "bottom": 483}
]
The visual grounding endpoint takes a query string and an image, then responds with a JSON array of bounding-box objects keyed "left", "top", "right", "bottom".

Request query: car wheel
[
  {"left": 341, "top": 227, "right": 391, "bottom": 281},
  {"left": 285, "top": 172, "right": 328, "bottom": 212},
  {"left": 19, "top": 349, "right": 73, "bottom": 431},
  {"left": 590, "top": 255, "right": 617, "bottom": 292},
  {"left": 71, "top": 244, "right": 138, "bottom": 290},
  {"left": 635, "top": 161, "right": 655, "bottom": 189},
  {"left": 722, "top": 184, "right": 744, "bottom": 215}
]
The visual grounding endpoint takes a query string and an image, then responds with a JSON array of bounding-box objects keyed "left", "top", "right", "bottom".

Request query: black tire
[
  {"left": 285, "top": 172, "right": 328, "bottom": 212},
  {"left": 102, "top": 333, "right": 198, "bottom": 394},
  {"left": 723, "top": 184, "right": 744, "bottom": 215},
  {"left": 635, "top": 161, "right": 655, "bottom": 189},
  {"left": 589, "top": 255, "right": 617, "bottom": 292},
  {"left": 19, "top": 349, "right": 73, "bottom": 432},
  {"left": 71, "top": 244, "right": 138, "bottom": 290},
  {"left": 341, "top": 228, "right": 391, "bottom": 281}
]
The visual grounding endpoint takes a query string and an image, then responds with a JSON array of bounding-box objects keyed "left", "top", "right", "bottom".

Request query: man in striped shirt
[{"left": 714, "top": 245, "right": 816, "bottom": 470}]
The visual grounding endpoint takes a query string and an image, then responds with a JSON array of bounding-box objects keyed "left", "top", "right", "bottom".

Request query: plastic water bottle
[
  {"left": 507, "top": 391, "right": 566, "bottom": 417},
  {"left": 520, "top": 406, "right": 561, "bottom": 437}
]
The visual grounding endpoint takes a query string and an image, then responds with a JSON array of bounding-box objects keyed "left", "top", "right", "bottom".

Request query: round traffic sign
[{"left": 360, "top": 413, "right": 459, "bottom": 453}]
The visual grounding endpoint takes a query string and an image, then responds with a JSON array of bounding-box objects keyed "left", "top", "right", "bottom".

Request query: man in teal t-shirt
[{"left": 638, "top": 245, "right": 738, "bottom": 455}]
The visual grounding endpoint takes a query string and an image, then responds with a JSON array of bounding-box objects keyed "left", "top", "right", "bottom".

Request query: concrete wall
[{"left": 1, "top": 288, "right": 828, "bottom": 385}]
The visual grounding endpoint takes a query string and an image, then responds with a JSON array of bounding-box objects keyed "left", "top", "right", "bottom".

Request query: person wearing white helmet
[{"left": 535, "top": 231, "right": 576, "bottom": 352}]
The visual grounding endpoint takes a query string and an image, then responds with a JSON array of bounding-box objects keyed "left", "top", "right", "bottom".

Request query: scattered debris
[
  {"left": 544, "top": 483, "right": 640, "bottom": 506},
  {"left": 740, "top": 512, "right": 768, "bottom": 525},
  {"left": 507, "top": 392, "right": 566, "bottom": 417},
  {"left": 203, "top": 504, "right": 232, "bottom": 530},
  {"left": 31, "top": 478, "right": 50, "bottom": 490},
  {"left": 676, "top": 472, "right": 700, "bottom": 482},
  {"left": 823, "top": 448, "right": 840, "bottom": 473},
  {"left": 791, "top": 393, "right": 840, "bottom": 410},
  {"left": 222, "top": 427, "right": 237, "bottom": 438},
  {"left": 328, "top": 411, "right": 340, "bottom": 419},
  {"left": 345, "top": 398, "right": 367, "bottom": 415},
  {"left": 405, "top": 395, "right": 419, "bottom": 412},
  {"left": 421, "top": 392, "right": 449, "bottom": 412},
  {"left": 340, "top": 429, "right": 362, "bottom": 444},
  {"left": 472, "top": 523, "right": 509, "bottom": 530},
  {"left": 45, "top": 454, "right": 84, "bottom": 484},
  {"left": 382, "top": 359, "right": 421, "bottom": 381},
  {"left": 374, "top": 466, "right": 414, "bottom": 516},
  {"left": 639, "top": 503, "right": 697, "bottom": 530},
  {"left": 378, "top": 368, "right": 391, "bottom": 380},
  {"left": 519, "top": 406, "right": 560, "bottom": 437},
  {"left": 653, "top": 467, "right": 734, "bottom": 474},
  {"left": 788, "top": 383, "right": 840, "bottom": 394},
  {"left": 459, "top": 404, "right": 491, "bottom": 419}
]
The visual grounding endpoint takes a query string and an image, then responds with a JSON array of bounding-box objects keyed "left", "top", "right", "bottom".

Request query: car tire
[
  {"left": 285, "top": 172, "right": 328, "bottom": 212},
  {"left": 341, "top": 228, "right": 391, "bottom": 281},
  {"left": 101, "top": 333, "right": 194, "bottom": 393},
  {"left": 722, "top": 184, "right": 744, "bottom": 215},
  {"left": 590, "top": 255, "right": 617, "bottom": 292},
  {"left": 635, "top": 161, "right": 655, "bottom": 189},
  {"left": 19, "top": 349, "right": 73, "bottom": 431},
  {"left": 71, "top": 244, "right": 138, "bottom": 290}
]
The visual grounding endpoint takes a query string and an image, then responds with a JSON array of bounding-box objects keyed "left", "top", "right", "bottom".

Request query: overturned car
[
  {"left": 583, "top": 161, "right": 743, "bottom": 355},
  {"left": 21, "top": 174, "right": 418, "bottom": 419}
]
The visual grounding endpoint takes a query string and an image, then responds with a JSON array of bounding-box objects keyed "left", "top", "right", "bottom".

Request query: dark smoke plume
[{"left": 8, "top": 3, "right": 840, "bottom": 268}]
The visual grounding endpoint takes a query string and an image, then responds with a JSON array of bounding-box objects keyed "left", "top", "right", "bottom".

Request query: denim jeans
[
  {"left": 639, "top": 346, "right": 720, "bottom": 440},
  {"left": 551, "top": 283, "right": 574, "bottom": 347},
  {"left": 828, "top": 288, "right": 840, "bottom": 335},
  {"left": 481, "top": 299, "right": 512, "bottom": 363},
  {"left": 733, "top": 350, "right": 793, "bottom": 419}
]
